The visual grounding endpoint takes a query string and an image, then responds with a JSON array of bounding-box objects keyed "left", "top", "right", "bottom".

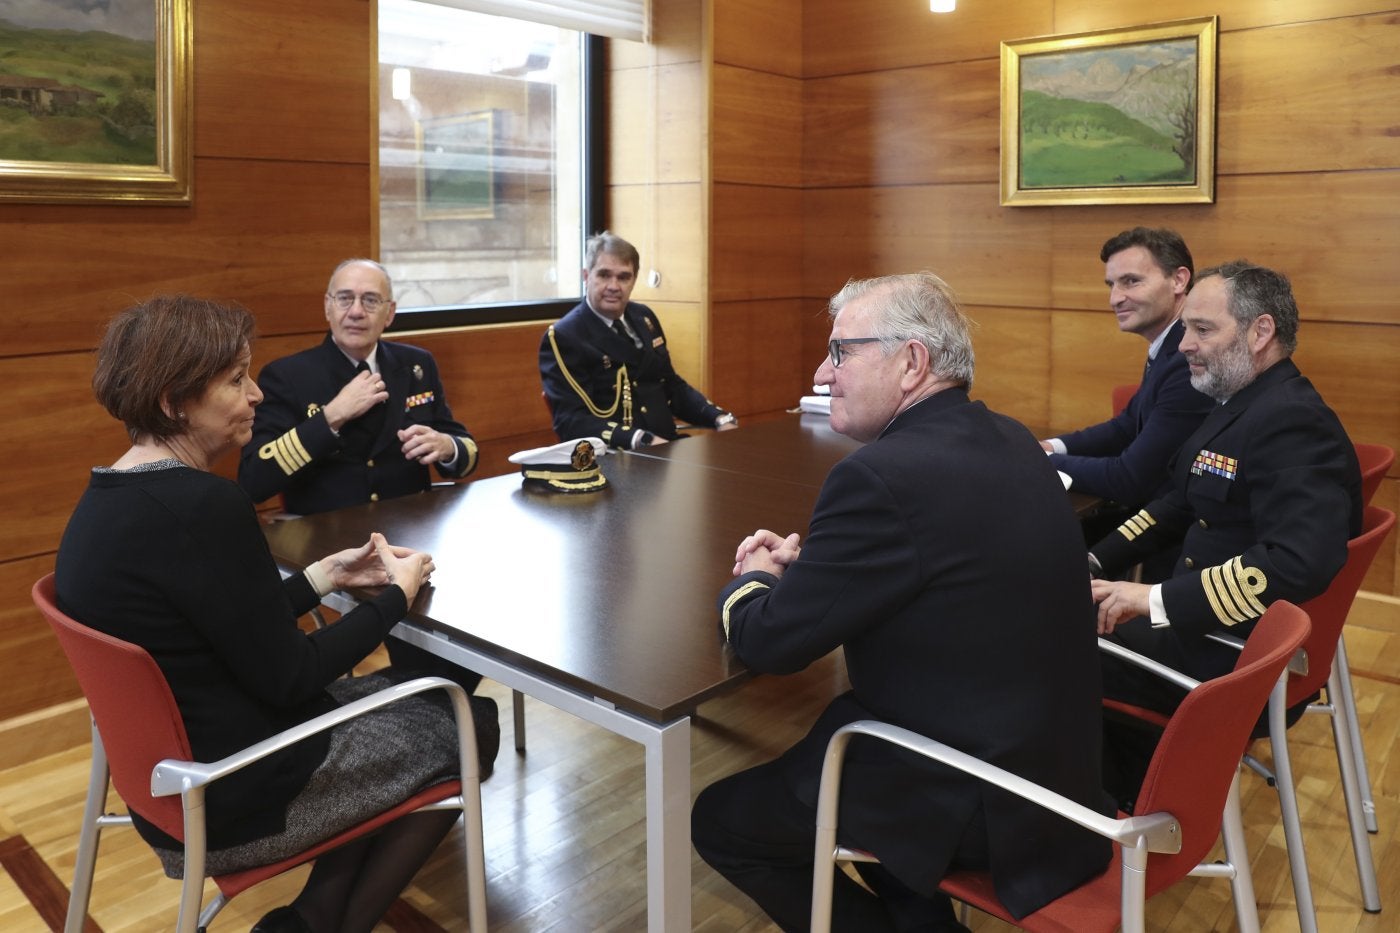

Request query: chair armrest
[
  {"left": 1098, "top": 637, "right": 1202, "bottom": 693},
  {"left": 1205, "top": 630, "right": 1309, "bottom": 677},
  {"left": 150, "top": 676, "right": 472, "bottom": 798},
  {"left": 821, "top": 721, "right": 1181, "bottom": 854}
]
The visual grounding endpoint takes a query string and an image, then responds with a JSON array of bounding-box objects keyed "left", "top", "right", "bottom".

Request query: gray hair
[
  {"left": 585, "top": 231, "right": 640, "bottom": 273},
  {"left": 829, "top": 272, "right": 975, "bottom": 387},
  {"left": 327, "top": 258, "right": 394, "bottom": 299},
  {"left": 1196, "top": 260, "right": 1299, "bottom": 354}
]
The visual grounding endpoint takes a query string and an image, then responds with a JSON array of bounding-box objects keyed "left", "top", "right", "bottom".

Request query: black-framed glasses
[
  {"left": 328, "top": 291, "right": 387, "bottom": 313},
  {"left": 827, "top": 337, "right": 882, "bottom": 368}
]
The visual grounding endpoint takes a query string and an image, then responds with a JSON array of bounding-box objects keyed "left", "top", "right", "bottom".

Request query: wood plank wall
[{"left": 3, "top": 0, "right": 1398, "bottom": 726}]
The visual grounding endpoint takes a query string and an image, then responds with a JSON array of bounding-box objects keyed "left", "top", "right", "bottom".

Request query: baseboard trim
[{"left": 0, "top": 699, "right": 89, "bottom": 771}]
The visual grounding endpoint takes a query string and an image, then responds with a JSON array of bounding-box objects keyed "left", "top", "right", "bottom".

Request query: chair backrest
[
  {"left": 1355, "top": 443, "right": 1394, "bottom": 506},
  {"left": 1288, "top": 506, "right": 1396, "bottom": 705},
  {"left": 32, "top": 574, "right": 193, "bottom": 841},
  {"left": 1110, "top": 383, "right": 1139, "bottom": 418},
  {"left": 1131, "top": 600, "right": 1311, "bottom": 896}
]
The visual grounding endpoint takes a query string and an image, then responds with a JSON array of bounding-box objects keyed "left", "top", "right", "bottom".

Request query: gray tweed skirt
[{"left": 155, "top": 673, "right": 460, "bottom": 877}]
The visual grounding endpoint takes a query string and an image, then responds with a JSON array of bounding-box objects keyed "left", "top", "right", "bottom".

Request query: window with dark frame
[{"left": 377, "top": 0, "right": 604, "bottom": 329}]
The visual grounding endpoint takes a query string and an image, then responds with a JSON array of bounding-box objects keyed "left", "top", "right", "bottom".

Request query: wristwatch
[{"left": 715, "top": 413, "right": 738, "bottom": 428}]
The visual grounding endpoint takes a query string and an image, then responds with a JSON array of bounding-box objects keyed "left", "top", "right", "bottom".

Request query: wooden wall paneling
[
  {"left": 608, "top": 182, "right": 706, "bottom": 303},
  {"left": 196, "top": 0, "right": 370, "bottom": 163},
  {"left": 802, "top": 0, "right": 1052, "bottom": 77},
  {"left": 802, "top": 184, "right": 1057, "bottom": 310},
  {"left": 1046, "top": 309, "right": 1153, "bottom": 436},
  {"left": 4, "top": 159, "right": 371, "bottom": 358},
  {"left": 711, "top": 184, "right": 803, "bottom": 303},
  {"left": 964, "top": 305, "right": 1054, "bottom": 433},
  {"left": 607, "top": 63, "right": 704, "bottom": 187},
  {"left": 803, "top": 59, "right": 1000, "bottom": 189},
  {"left": 608, "top": 0, "right": 703, "bottom": 70},
  {"left": 713, "top": 0, "right": 803, "bottom": 76},
  {"left": 1291, "top": 321, "right": 1400, "bottom": 462},
  {"left": 709, "top": 298, "right": 809, "bottom": 415},
  {"left": 712, "top": 65, "right": 802, "bottom": 188},
  {"left": 1216, "top": 13, "right": 1400, "bottom": 176},
  {"left": 1046, "top": 172, "right": 1400, "bottom": 326},
  {"left": 1052, "top": 1, "right": 1400, "bottom": 36},
  {"left": 0, "top": 555, "right": 77, "bottom": 722},
  {"left": 0, "top": 353, "right": 128, "bottom": 565}
]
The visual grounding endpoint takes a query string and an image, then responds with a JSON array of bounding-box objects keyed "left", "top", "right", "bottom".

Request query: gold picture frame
[
  {"left": 0, "top": 0, "right": 192, "bottom": 204},
  {"left": 1000, "top": 16, "right": 1217, "bottom": 207},
  {"left": 416, "top": 110, "right": 497, "bottom": 221}
]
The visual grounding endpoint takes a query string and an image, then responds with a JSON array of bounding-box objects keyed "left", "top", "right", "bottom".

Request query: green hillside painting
[{"left": 0, "top": 17, "right": 159, "bottom": 165}]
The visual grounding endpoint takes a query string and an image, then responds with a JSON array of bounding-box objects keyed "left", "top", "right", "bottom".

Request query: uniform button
[
  {"left": 367, "top": 459, "right": 375, "bottom": 468},
  {"left": 370, "top": 493, "right": 380, "bottom": 502},
  {"left": 1184, "top": 557, "right": 1194, "bottom": 569},
  {"left": 1197, "top": 518, "right": 1208, "bottom": 529},
  {"left": 640, "top": 406, "right": 648, "bottom": 413}
]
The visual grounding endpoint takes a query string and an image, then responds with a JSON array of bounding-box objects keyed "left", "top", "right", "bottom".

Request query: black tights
[{"left": 287, "top": 809, "right": 460, "bottom": 933}]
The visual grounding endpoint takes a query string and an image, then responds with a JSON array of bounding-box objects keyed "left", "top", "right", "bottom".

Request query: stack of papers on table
[{"left": 799, "top": 384, "right": 831, "bottom": 415}]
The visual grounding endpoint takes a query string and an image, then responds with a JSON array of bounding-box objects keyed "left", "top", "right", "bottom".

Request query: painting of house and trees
[{"left": 0, "top": 5, "right": 158, "bottom": 166}]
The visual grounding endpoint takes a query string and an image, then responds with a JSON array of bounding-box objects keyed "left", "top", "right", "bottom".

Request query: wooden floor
[{"left": 1, "top": 615, "right": 1398, "bottom": 932}]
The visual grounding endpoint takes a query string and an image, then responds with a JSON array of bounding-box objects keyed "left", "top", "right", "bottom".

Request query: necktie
[
  {"left": 343, "top": 361, "right": 385, "bottom": 454},
  {"left": 612, "top": 319, "right": 633, "bottom": 345}
]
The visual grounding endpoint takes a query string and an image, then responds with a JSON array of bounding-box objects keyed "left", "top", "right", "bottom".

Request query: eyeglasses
[
  {"left": 827, "top": 337, "right": 882, "bottom": 368},
  {"left": 328, "top": 291, "right": 388, "bottom": 313}
]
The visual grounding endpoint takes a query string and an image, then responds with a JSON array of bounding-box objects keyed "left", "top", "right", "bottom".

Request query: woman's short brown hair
[{"left": 93, "top": 295, "right": 256, "bottom": 443}]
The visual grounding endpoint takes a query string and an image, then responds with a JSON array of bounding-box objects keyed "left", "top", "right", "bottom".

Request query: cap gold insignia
[
  {"left": 412, "top": 363, "right": 424, "bottom": 380},
  {"left": 570, "top": 439, "right": 597, "bottom": 471}
]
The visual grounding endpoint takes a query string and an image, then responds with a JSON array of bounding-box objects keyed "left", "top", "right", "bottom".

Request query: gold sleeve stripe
[
  {"left": 721, "top": 580, "right": 771, "bottom": 642},
  {"left": 258, "top": 429, "right": 312, "bottom": 477},
  {"left": 1201, "top": 556, "right": 1268, "bottom": 627},
  {"left": 461, "top": 438, "right": 478, "bottom": 474},
  {"left": 1117, "top": 509, "right": 1157, "bottom": 542}
]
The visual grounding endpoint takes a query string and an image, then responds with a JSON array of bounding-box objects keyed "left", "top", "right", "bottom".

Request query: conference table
[{"left": 262, "top": 412, "right": 1097, "bottom": 932}]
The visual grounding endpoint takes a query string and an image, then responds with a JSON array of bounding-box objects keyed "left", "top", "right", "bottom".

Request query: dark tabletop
[{"left": 263, "top": 413, "right": 1100, "bottom": 723}]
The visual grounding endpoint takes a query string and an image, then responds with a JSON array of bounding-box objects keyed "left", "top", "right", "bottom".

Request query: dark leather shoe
[
  {"left": 470, "top": 694, "right": 501, "bottom": 781},
  {"left": 251, "top": 905, "right": 310, "bottom": 933}
]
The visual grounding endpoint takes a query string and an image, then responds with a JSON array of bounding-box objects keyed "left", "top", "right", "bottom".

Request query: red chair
[
  {"left": 810, "top": 601, "right": 1311, "bottom": 933},
  {"left": 32, "top": 574, "right": 488, "bottom": 933},
  {"left": 1355, "top": 442, "right": 1393, "bottom": 506},
  {"left": 1213, "top": 506, "right": 1394, "bottom": 928},
  {"left": 1110, "top": 383, "right": 1138, "bottom": 417}
]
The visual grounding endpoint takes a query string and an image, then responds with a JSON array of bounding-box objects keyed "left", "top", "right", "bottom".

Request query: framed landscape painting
[
  {"left": 0, "top": 0, "right": 192, "bottom": 204},
  {"left": 1000, "top": 17, "right": 1217, "bottom": 207},
  {"left": 416, "top": 110, "right": 497, "bottom": 221}
]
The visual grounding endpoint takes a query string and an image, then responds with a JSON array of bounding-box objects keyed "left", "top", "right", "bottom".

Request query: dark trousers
[{"left": 692, "top": 758, "right": 982, "bottom": 932}]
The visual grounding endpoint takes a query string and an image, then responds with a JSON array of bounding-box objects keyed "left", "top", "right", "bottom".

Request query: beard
[{"left": 1188, "top": 334, "right": 1256, "bottom": 401}]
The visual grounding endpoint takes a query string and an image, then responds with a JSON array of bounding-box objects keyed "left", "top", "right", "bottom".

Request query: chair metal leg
[
  {"left": 1219, "top": 770, "right": 1262, "bottom": 933},
  {"left": 176, "top": 788, "right": 209, "bottom": 933},
  {"left": 1333, "top": 636, "right": 1378, "bottom": 833},
  {"left": 1327, "top": 663, "right": 1382, "bottom": 911},
  {"left": 1267, "top": 674, "right": 1319, "bottom": 933},
  {"left": 66, "top": 724, "right": 110, "bottom": 933},
  {"left": 512, "top": 688, "right": 527, "bottom": 752},
  {"left": 1119, "top": 839, "right": 1150, "bottom": 933}
]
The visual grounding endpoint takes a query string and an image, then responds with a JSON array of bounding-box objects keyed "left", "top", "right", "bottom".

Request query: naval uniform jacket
[
  {"left": 717, "top": 389, "right": 1112, "bottom": 919},
  {"left": 239, "top": 335, "right": 478, "bottom": 515},
  {"left": 1049, "top": 320, "right": 1213, "bottom": 505},
  {"left": 1091, "top": 358, "right": 1362, "bottom": 671},
  {"left": 539, "top": 300, "right": 725, "bottom": 449}
]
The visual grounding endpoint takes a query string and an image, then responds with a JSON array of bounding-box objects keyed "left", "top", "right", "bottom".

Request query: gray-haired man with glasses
[
  {"left": 238, "top": 259, "right": 497, "bottom": 764},
  {"left": 240, "top": 258, "right": 478, "bottom": 514},
  {"left": 694, "top": 272, "right": 1110, "bottom": 932}
]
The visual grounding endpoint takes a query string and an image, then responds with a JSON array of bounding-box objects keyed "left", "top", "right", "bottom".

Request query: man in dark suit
[
  {"left": 1042, "top": 228, "right": 1213, "bottom": 509},
  {"left": 238, "top": 259, "right": 497, "bottom": 763},
  {"left": 692, "top": 273, "right": 1112, "bottom": 931},
  {"left": 239, "top": 258, "right": 478, "bottom": 514},
  {"left": 539, "top": 231, "right": 737, "bottom": 449},
  {"left": 1090, "top": 261, "right": 1362, "bottom": 801}
]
